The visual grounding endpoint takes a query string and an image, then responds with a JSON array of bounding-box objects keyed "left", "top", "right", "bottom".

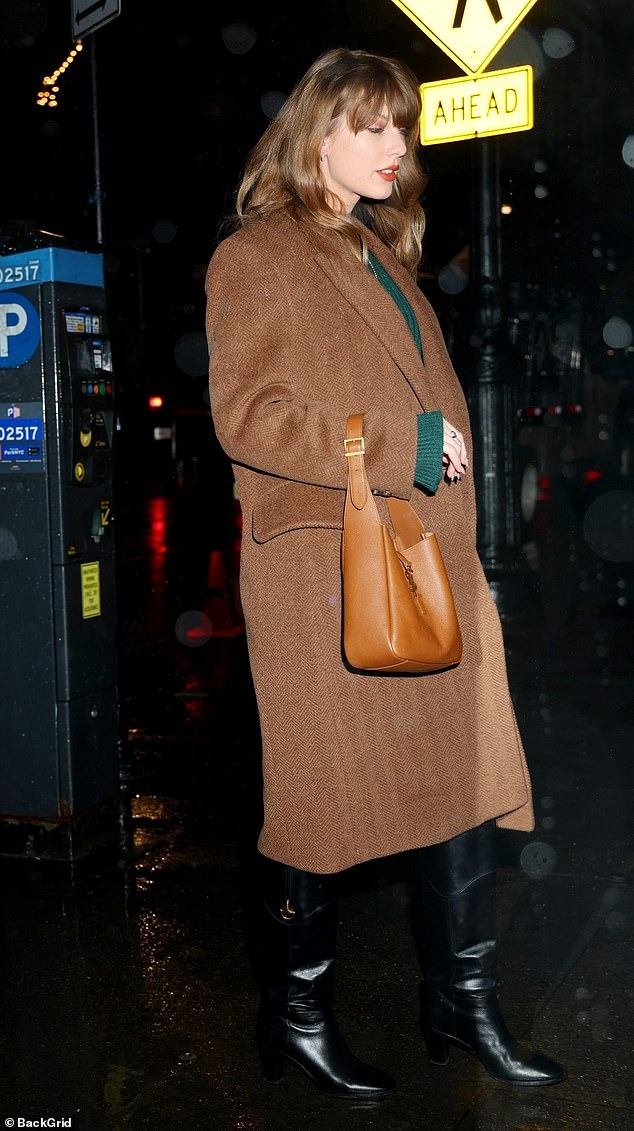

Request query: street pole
[
  {"left": 90, "top": 34, "right": 103, "bottom": 247},
  {"left": 467, "top": 137, "right": 538, "bottom": 616}
]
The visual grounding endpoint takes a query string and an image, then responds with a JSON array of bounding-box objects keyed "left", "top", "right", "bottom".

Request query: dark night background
[
  {"left": 2, "top": 0, "right": 634, "bottom": 494},
  {"left": 1, "top": 9, "right": 634, "bottom": 1125}
]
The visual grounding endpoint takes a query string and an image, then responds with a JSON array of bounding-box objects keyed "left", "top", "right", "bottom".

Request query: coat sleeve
[{"left": 204, "top": 230, "right": 419, "bottom": 498}]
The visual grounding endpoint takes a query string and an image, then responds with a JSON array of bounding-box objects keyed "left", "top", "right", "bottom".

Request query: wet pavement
[{"left": 1, "top": 468, "right": 633, "bottom": 1130}]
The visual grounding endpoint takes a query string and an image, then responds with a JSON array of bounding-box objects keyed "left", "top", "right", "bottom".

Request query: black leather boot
[
  {"left": 411, "top": 822, "right": 564, "bottom": 1086},
  {"left": 255, "top": 855, "right": 396, "bottom": 1098}
]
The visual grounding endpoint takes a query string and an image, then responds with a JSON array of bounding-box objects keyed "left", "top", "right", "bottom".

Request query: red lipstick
[{"left": 377, "top": 167, "right": 399, "bottom": 182}]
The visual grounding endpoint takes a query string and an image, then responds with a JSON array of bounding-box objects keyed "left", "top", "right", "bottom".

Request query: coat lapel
[{"left": 312, "top": 240, "right": 433, "bottom": 411}]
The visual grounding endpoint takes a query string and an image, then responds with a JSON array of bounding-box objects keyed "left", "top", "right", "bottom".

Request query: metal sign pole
[
  {"left": 90, "top": 34, "right": 103, "bottom": 247},
  {"left": 71, "top": 1, "right": 122, "bottom": 246},
  {"left": 467, "top": 137, "right": 539, "bottom": 615}
]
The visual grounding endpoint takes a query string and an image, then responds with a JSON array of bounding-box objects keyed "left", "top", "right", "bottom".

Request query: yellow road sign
[
  {"left": 391, "top": 0, "right": 540, "bottom": 74},
  {"left": 420, "top": 66, "right": 533, "bottom": 144}
]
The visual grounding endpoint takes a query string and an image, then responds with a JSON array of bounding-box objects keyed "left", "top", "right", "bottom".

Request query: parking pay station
[{"left": 0, "top": 231, "right": 120, "bottom": 860}]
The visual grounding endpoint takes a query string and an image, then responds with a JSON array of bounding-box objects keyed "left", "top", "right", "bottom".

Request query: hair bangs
[{"left": 344, "top": 68, "right": 421, "bottom": 135}]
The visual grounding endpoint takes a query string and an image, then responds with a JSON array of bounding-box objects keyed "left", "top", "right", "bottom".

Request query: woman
[{"left": 205, "top": 46, "right": 563, "bottom": 1099}]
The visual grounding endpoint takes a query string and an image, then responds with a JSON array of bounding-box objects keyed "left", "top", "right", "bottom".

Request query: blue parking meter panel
[{"left": 0, "top": 235, "right": 120, "bottom": 861}]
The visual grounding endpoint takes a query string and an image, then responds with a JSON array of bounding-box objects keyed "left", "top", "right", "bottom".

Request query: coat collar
[
  {"left": 310, "top": 226, "right": 432, "bottom": 411},
  {"left": 259, "top": 209, "right": 435, "bottom": 410}
]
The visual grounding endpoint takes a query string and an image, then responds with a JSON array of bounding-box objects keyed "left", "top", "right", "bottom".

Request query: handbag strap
[
  {"left": 345, "top": 413, "right": 369, "bottom": 511},
  {"left": 345, "top": 413, "right": 428, "bottom": 546}
]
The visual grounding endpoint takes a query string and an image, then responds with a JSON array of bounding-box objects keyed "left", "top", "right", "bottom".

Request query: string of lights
[{"left": 36, "top": 41, "right": 84, "bottom": 108}]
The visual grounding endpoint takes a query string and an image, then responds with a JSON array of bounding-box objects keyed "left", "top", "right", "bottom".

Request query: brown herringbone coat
[{"left": 205, "top": 209, "right": 533, "bottom": 873}]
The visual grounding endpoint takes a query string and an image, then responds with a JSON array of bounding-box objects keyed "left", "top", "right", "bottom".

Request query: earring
[{"left": 320, "top": 153, "right": 326, "bottom": 162}]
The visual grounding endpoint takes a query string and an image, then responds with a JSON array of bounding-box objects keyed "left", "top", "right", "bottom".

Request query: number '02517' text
[{"left": 0, "top": 263, "right": 41, "bottom": 285}]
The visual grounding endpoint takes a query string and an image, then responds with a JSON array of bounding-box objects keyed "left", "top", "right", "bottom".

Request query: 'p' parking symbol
[{"left": 0, "top": 293, "right": 41, "bottom": 368}]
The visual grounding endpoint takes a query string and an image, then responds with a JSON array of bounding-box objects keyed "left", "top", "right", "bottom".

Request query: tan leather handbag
[{"left": 342, "top": 413, "right": 462, "bottom": 673}]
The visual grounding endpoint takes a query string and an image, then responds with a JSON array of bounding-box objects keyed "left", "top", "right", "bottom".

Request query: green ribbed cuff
[{"left": 414, "top": 411, "right": 443, "bottom": 493}]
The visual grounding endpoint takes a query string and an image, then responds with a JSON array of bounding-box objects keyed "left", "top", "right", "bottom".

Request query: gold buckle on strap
[{"left": 344, "top": 436, "right": 365, "bottom": 457}]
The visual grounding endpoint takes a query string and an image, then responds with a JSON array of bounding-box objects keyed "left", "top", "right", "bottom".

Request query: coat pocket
[{"left": 252, "top": 479, "right": 345, "bottom": 543}]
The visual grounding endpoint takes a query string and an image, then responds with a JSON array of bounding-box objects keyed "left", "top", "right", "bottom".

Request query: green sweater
[{"left": 368, "top": 251, "right": 443, "bottom": 493}]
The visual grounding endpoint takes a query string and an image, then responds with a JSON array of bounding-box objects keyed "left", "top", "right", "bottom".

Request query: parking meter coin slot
[
  {"left": 80, "top": 408, "right": 93, "bottom": 448},
  {"left": 72, "top": 406, "right": 112, "bottom": 486}
]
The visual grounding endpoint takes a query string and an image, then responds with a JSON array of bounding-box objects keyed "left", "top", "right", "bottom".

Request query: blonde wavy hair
[{"left": 234, "top": 47, "right": 427, "bottom": 277}]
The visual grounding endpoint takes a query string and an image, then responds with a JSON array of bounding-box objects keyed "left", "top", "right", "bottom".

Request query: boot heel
[
  {"left": 259, "top": 1045, "right": 285, "bottom": 1083},
  {"left": 426, "top": 1030, "right": 449, "bottom": 1066}
]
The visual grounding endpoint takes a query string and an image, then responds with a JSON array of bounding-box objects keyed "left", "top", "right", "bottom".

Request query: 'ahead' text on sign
[{"left": 420, "top": 65, "right": 533, "bottom": 145}]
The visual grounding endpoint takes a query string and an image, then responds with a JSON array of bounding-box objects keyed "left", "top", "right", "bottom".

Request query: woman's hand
[{"left": 442, "top": 418, "right": 469, "bottom": 484}]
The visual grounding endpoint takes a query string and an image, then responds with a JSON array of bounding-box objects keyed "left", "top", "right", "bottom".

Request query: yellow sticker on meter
[{"left": 80, "top": 561, "right": 101, "bottom": 619}]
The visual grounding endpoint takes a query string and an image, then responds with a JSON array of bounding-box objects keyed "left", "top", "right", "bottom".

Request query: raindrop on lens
[
  {"left": 174, "top": 331, "right": 209, "bottom": 377},
  {"left": 496, "top": 27, "right": 544, "bottom": 76},
  {"left": 602, "top": 316, "right": 633, "bottom": 349},
  {"left": 221, "top": 23, "right": 257, "bottom": 54},
  {"left": 438, "top": 262, "right": 469, "bottom": 295},
  {"left": 260, "top": 91, "right": 287, "bottom": 120},
  {"left": 582, "top": 490, "right": 634, "bottom": 562},
  {"left": 520, "top": 841, "right": 557, "bottom": 878},
  {"left": 542, "top": 28, "right": 575, "bottom": 58},
  {"left": 602, "top": 887, "right": 623, "bottom": 909},
  {"left": 175, "top": 611, "right": 213, "bottom": 648},
  {"left": 621, "top": 135, "right": 634, "bottom": 169},
  {"left": 151, "top": 219, "right": 177, "bottom": 244}
]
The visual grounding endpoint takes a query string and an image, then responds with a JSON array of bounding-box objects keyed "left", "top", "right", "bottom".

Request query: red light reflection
[{"left": 147, "top": 495, "right": 169, "bottom": 587}]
